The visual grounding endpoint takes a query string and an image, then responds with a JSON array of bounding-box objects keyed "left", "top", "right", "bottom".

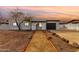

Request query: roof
[
  {"left": 67, "top": 20, "right": 79, "bottom": 24},
  {"left": 46, "top": 20, "right": 60, "bottom": 22},
  {"left": 31, "top": 18, "right": 60, "bottom": 22},
  {"left": 60, "top": 20, "right": 79, "bottom": 24},
  {"left": 0, "top": 19, "right": 9, "bottom": 24},
  {"left": 31, "top": 18, "right": 46, "bottom": 22}
]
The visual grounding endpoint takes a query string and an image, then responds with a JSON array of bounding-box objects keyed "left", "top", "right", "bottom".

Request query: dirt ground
[
  {"left": 46, "top": 31, "right": 78, "bottom": 52},
  {"left": 55, "top": 30, "right": 79, "bottom": 44},
  {"left": 0, "top": 30, "right": 33, "bottom": 52},
  {"left": 0, "top": 30, "right": 78, "bottom": 52},
  {"left": 25, "top": 31, "right": 57, "bottom": 52}
]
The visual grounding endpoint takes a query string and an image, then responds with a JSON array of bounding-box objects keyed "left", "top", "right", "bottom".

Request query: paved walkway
[{"left": 25, "top": 31, "right": 57, "bottom": 52}]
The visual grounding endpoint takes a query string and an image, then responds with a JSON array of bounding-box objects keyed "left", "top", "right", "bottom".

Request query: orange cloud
[{"left": 0, "top": 6, "right": 79, "bottom": 21}]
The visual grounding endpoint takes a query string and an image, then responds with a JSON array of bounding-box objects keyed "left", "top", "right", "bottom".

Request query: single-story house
[
  {"left": 0, "top": 18, "right": 60, "bottom": 30},
  {"left": 31, "top": 18, "right": 60, "bottom": 30},
  {"left": 65, "top": 20, "right": 79, "bottom": 31},
  {"left": 59, "top": 20, "right": 79, "bottom": 31},
  {"left": 0, "top": 19, "right": 9, "bottom": 30}
]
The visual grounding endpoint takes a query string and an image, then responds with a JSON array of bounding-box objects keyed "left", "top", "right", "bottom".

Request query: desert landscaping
[
  {"left": 0, "top": 30, "right": 78, "bottom": 52},
  {"left": 0, "top": 30, "right": 34, "bottom": 52},
  {"left": 54, "top": 30, "right": 79, "bottom": 44},
  {"left": 47, "top": 30, "right": 79, "bottom": 52},
  {"left": 53, "top": 30, "right": 79, "bottom": 51}
]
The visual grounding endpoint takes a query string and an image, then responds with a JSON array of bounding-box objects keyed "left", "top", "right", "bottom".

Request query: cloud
[{"left": 0, "top": 6, "right": 79, "bottom": 21}]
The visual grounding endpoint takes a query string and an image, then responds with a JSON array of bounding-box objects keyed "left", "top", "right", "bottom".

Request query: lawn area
[{"left": 0, "top": 30, "right": 33, "bottom": 52}]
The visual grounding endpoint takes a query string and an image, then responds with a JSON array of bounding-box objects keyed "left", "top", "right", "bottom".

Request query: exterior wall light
[{"left": 13, "top": 23, "right": 17, "bottom": 26}]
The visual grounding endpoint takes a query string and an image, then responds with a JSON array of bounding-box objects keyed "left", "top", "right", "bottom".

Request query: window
[
  {"left": 25, "top": 22, "right": 29, "bottom": 26},
  {"left": 13, "top": 23, "right": 17, "bottom": 26}
]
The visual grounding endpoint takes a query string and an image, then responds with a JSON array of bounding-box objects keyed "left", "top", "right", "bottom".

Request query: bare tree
[
  {"left": 10, "top": 9, "right": 25, "bottom": 30},
  {"left": 10, "top": 8, "right": 33, "bottom": 30}
]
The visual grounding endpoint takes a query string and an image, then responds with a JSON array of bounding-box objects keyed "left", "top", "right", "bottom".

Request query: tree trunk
[
  {"left": 18, "top": 24, "right": 21, "bottom": 30},
  {"left": 15, "top": 19, "right": 21, "bottom": 31}
]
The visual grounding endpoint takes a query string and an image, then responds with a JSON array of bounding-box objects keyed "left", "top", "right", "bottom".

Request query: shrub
[
  {"left": 48, "top": 37, "right": 52, "bottom": 40},
  {"left": 72, "top": 42, "right": 79, "bottom": 48},
  {"left": 66, "top": 40, "right": 69, "bottom": 43},
  {"left": 62, "top": 38, "right": 69, "bottom": 43},
  {"left": 52, "top": 33, "right": 56, "bottom": 35}
]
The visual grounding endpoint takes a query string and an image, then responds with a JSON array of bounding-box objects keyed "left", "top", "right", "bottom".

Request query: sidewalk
[{"left": 25, "top": 31, "right": 57, "bottom": 52}]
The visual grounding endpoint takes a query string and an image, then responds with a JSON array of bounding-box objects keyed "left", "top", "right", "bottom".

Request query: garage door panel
[{"left": 46, "top": 23, "right": 56, "bottom": 30}]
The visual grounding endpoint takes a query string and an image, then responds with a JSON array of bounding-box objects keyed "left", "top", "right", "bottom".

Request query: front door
[{"left": 36, "top": 23, "right": 42, "bottom": 30}]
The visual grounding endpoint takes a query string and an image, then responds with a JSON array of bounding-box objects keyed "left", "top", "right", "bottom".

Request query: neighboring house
[
  {"left": 59, "top": 20, "right": 79, "bottom": 31},
  {"left": 0, "top": 19, "right": 9, "bottom": 30},
  {"left": 65, "top": 20, "right": 79, "bottom": 31},
  {"left": 59, "top": 22, "right": 67, "bottom": 30}
]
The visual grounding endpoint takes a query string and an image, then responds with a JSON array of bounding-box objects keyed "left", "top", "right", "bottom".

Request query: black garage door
[{"left": 46, "top": 23, "right": 56, "bottom": 30}]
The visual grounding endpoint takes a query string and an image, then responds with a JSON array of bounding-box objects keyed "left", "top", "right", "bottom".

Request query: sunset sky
[{"left": 0, "top": 6, "right": 79, "bottom": 21}]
